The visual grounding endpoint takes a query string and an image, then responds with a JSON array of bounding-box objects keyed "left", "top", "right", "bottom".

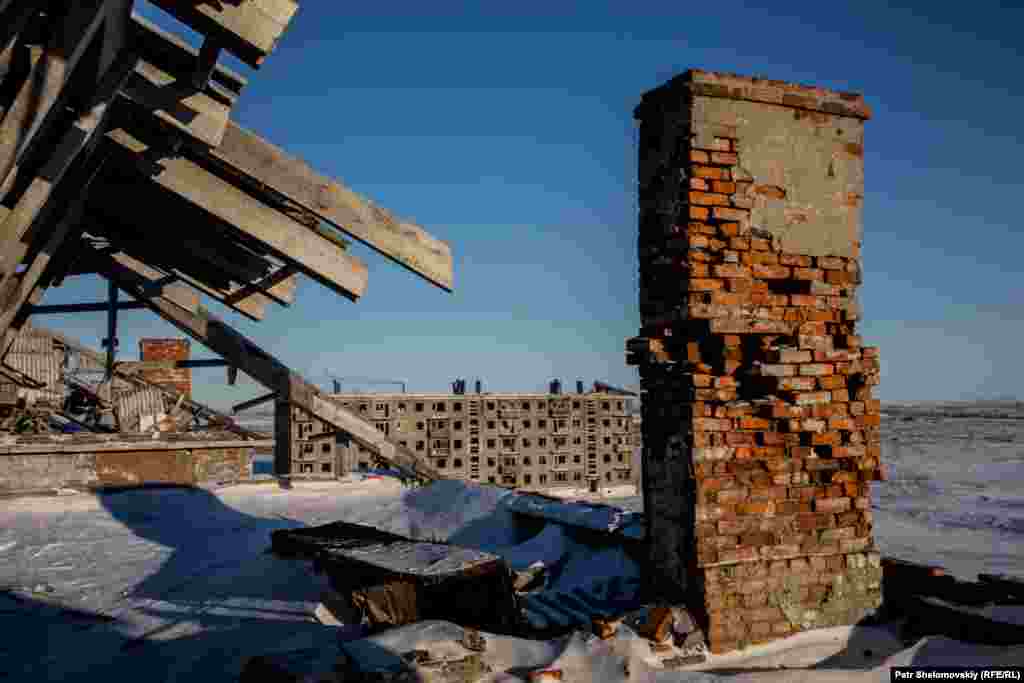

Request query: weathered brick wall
[
  {"left": 628, "top": 70, "right": 884, "bottom": 653},
  {"left": 139, "top": 338, "right": 192, "bottom": 397},
  {"left": 0, "top": 433, "right": 265, "bottom": 494}
]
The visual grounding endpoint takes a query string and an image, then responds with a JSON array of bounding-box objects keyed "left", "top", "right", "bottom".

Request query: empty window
[
  {"left": 359, "top": 404, "right": 368, "bottom": 413},
  {"left": 454, "top": 421, "right": 463, "bottom": 430},
  {"left": 536, "top": 401, "right": 544, "bottom": 410},
  {"left": 539, "top": 437, "right": 547, "bottom": 447},
  {"left": 437, "top": 459, "right": 447, "bottom": 468},
  {"left": 618, "top": 453, "right": 625, "bottom": 462},
  {"left": 487, "top": 420, "right": 496, "bottom": 429},
  {"left": 573, "top": 436, "right": 582, "bottom": 445},
  {"left": 604, "top": 454, "right": 611, "bottom": 463},
  {"left": 434, "top": 402, "right": 446, "bottom": 412},
  {"left": 604, "top": 436, "right": 612, "bottom": 445},
  {"left": 398, "top": 402, "right": 407, "bottom": 412},
  {"left": 417, "top": 421, "right": 425, "bottom": 431},
  {"left": 617, "top": 402, "right": 623, "bottom": 410},
  {"left": 573, "top": 419, "right": 581, "bottom": 428},
  {"left": 358, "top": 461, "right": 368, "bottom": 471},
  {"left": 523, "top": 420, "right": 531, "bottom": 429},
  {"left": 488, "top": 458, "right": 496, "bottom": 467},
  {"left": 606, "top": 472, "right": 612, "bottom": 481},
  {"left": 487, "top": 402, "right": 496, "bottom": 410},
  {"left": 523, "top": 438, "right": 531, "bottom": 448},
  {"left": 557, "top": 455, "right": 567, "bottom": 465},
  {"left": 524, "top": 474, "right": 532, "bottom": 484},
  {"left": 523, "top": 456, "right": 532, "bottom": 466},
  {"left": 539, "top": 455, "right": 547, "bottom": 465},
  {"left": 502, "top": 438, "right": 514, "bottom": 448},
  {"left": 399, "top": 440, "right": 407, "bottom": 447},
  {"left": 504, "top": 457, "right": 516, "bottom": 467},
  {"left": 303, "top": 444, "right": 314, "bottom": 454},
  {"left": 521, "top": 401, "right": 530, "bottom": 410},
  {"left": 540, "top": 474, "right": 548, "bottom": 484},
  {"left": 454, "top": 402, "right": 462, "bottom": 412},
  {"left": 415, "top": 403, "right": 424, "bottom": 412},
  {"left": 322, "top": 442, "right": 331, "bottom": 453},
  {"left": 488, "top": 476, "right": 496, "bottom": 484},
  {"left": 416, "top": 441, "right": 425, "bottom": 451},
  {"left": 572, "top": 401, "right": 581, "bottom": 409},
  {"left": 603, "top": 402, "right": 610, "bottom": 410},
  {"left": 603, "top": 419, "right": 611, "bottom": 427},
  {"left": 376, "top": 403, "right": 385, "bottom": 410},
  {"left": 573, "top": 472, "right": 582, "bottom": 481},
  {"left": 487, "top": 439, "right": 496, "bottom": 448},
  {"left": 433, "top": 440, "right": 444, "bottom": 448},
  {"left": 302, "top": 464, "right": 313, "bottom": 473},
  {"left": 538, "top": 419, "right": 547, "bottom": 429},
  {"left": 574, "top": 455, "right": 581, "bottom": 463},
  {"left": 321, "top": 463, "right": 332, "bottom": 473},
  {"left": 555, "top": 472, "right": 568, "bottom": 482},
  {"left": 453, "top": 458, "right": 463, "bottom": 468},
  {"left": 454, "top": 439, "right": 463, "bottom": 449},
  {"left": 502, "top": 475, "right": 517, "bottom": 485}
]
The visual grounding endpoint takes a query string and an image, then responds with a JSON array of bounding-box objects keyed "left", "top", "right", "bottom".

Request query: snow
[{"left": 2, "top": 468, "right": 1023, "bottom": 681}]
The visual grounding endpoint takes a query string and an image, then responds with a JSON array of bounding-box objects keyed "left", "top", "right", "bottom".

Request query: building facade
[{"left": 287, "top": 389, "right": 641, "bottom": 492}]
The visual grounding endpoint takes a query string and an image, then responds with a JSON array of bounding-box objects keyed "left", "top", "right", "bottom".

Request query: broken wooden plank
[
  {"left": 94, "top": 249, "right": 440, "bottom": 483},
  {"left": 233, "top": 391, "right": 277, "bottom": 414},
  {"left": 207, "top": 121, "right": 454, "bottom": 292},
  {"left": 25, "top": 301, "right": 148, "bottom": 314},
  {"left": 147, "top": 0, "right": 298, "bottom": 69},
  {"left": 224, "top": 265, "right": 297, "bottom": 308},
  {"left": 104, "top": 127, "right": 369, "bottom": 302},
  {"left": 0, "top": 1, "right": 109, "bottom": 194}
]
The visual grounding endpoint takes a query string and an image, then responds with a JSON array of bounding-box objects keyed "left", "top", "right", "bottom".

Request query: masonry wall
[
  {"left": 289, "top": 392, "right": 640, "bottom": 492},
  {"left": 0, "top": 433, "right": 263, "bottom": 494},
  {"left": 628, "top": 70, "right": 884, "bottom": 653},
  {"left": 139, "top": 338, "right": 192, "bottom": 398}
]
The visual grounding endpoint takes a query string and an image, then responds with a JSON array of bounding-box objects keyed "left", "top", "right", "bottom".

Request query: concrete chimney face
[{"left": 629, "top": 70, "right": 882, "bottom": 654}]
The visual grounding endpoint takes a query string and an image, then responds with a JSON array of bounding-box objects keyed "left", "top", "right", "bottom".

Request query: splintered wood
[{"left": 628, "top": 70, "right": 883, "bottom": 654}]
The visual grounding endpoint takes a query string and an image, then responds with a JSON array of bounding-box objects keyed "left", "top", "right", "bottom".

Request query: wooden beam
[
  {"left": 0, "top": 1, "right": 108, "bottom": 193},
  {"left": 117, "top": 358, "right": 228, "bottom": 373},
  {"left": 233, "top": 391, "right": 276, "bottom": 414},
  {"left": 147, "top": 0, "right": 298, "bottom": 69},
  {"left": 118, "top": 57, "right": 232, "bottom": 148},
  {"left": 103, "top": 277, "right": 118, "bottom": 378},
  {"left": 274, "top": 399, "right": 292, "bottom": 477},
  {"left": 95, "top": 249, "right": 441, "bottom": 483},
  {"left": 208, "top": 121, "right": 454, "bottom": 292},
  {"left": 105, "top": 127, "right": 369, "bottom": 301},
  {"left": 129, "top": 13, "right": 245, "bottom": 105}
]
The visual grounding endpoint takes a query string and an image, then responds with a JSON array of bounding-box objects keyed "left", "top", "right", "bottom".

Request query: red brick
[
  {"left": 712, "top": 180, "right": 738, "bottom": 194},
  {"left": 710, "top": 151, "right": 739, "bottom": 165},
  {"left": 690, "top": 206, "right": 710, "bottom": 220},
  {"left": 690, "top": 150, "right": 711, "bottom": 164},
  {"left": 813, "top": 497, "right": 852, "bottom": 513},
  {"left": 713, "top": 206, "right": 749, "bottom": 222},
  {"left": 690, "top": 191, "right": 731, "bottom": 206},
  {"left": 792, "top": 268, "right": 823, "bottom": 281},
  {"left": 737, "top": 501, "right": 774, "bottom": 515}
]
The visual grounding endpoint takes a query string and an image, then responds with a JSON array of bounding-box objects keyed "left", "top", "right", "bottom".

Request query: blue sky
[{"left": 40, "top": 1, "right": 1024, "bottom": 408}]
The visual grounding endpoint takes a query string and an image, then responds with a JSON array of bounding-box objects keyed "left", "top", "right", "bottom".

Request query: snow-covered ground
[{"left": 1, "top": 413, "right": 1022, "bottom": 681}]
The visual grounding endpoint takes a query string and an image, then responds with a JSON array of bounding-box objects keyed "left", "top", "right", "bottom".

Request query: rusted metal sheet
[{"left": 271, "top": 522, "right": 519, "bottom": 631}]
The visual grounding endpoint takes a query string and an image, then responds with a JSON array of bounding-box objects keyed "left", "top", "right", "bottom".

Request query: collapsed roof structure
[{"left": 0, "top": 1, "right": 449, "bottom": 483}]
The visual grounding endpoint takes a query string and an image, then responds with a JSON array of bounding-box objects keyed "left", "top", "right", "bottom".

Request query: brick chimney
[
  {"left": 139, "top": 338, "right": 192, "bottom": 398},
  {"left": 628, "top": 70, "right": 883, "bottom": 654}
]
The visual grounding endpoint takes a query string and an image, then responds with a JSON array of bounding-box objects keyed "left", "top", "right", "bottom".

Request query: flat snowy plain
[{"left": 1, "top": 413, "right": 1022, "bottom": 681}]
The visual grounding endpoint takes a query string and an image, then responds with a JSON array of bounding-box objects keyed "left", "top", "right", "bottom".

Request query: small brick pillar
[
  {"left": 628, "top": 70, "right": 885, "bottom": 653},
  {"left": 139, "top": 338, "right": 192, "bottom": 398}
]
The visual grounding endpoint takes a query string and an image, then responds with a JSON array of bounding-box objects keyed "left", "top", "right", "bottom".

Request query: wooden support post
[
  {"left": 227, "top": 365, "right": 238, "bottom": 386},
  {"left": 191, "top": 37, "right": 221, "bottom": 90},
  {"left": 94, "top": 248, "right": 441, "bottom": 483},
  {"left": 274, "top": 399, "right": 292, "bottom": 479},
  {"left": 104, "top": 278, "right": 118, "bottom": 379}
]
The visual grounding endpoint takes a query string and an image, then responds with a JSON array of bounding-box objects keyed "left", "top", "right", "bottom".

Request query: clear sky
[{"left": 38, "top": 1, "right": 1024, "bottom": 409}]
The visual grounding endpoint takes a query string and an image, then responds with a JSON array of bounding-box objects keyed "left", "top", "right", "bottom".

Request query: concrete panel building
[{"left": 286, "top": 383, "right": 641, "bottom": 493}]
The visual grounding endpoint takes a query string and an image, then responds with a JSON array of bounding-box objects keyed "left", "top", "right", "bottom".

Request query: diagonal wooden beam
[
  {"left": 206, "top": 121, "right": 454, "bottom": 293},
  {"left": 147, "top": 0, "right": 298, "bottom": 70},
  {"left": 104, "top": 126, "right": 369, "bottom": 302},
  {"left": 94, "top": 248, "right": 441, "bottom": 483},
  {"left": 0, "top": 1, "right": 108, "bottom": 194}
]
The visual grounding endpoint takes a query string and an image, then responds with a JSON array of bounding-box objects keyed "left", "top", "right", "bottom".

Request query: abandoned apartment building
[{"left": 286, "top": 381, "right": 641, "bottom": 492}]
